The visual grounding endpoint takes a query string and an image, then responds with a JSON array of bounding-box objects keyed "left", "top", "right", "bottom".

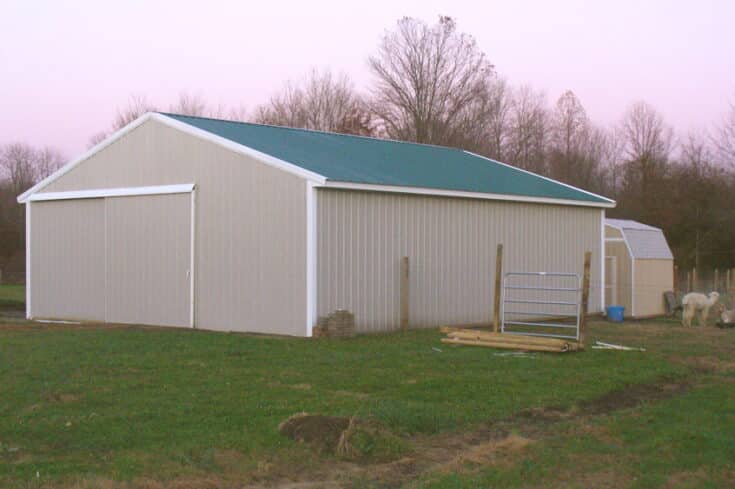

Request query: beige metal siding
[
  {"left": 605, "top": 241, "right": 632, "bottom": 314},
  {"left": 317, "top": 189, "right": 602, "bottom": 333},
  {"left": 105, "top": 194, "right": 192, "bottom": 326},
  {"left": 605, "top": 226, "right": 623, "bottom": 238},
  {"left": 30, "top": 199, "right": 106, "bottom": 321},
  {"left": 39, "top": 119, "right": 307, "bottom": 335},
  {"left": 633, "top": 259, "right": 673, "bottom": 317}
]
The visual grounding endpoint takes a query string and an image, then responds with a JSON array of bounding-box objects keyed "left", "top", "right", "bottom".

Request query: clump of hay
[{"left": 279, "top": 413, "right": 409, "bottom": 462}]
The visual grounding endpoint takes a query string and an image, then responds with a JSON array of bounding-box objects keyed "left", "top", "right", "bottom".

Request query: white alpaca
[{"left": 681, "top": 291, "right": 720, "bottom": 327}]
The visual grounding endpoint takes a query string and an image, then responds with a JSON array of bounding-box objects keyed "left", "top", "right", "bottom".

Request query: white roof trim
[
  {"left": 17, "top": 113, "right": 327, "bottom": 203},
  {"left": 18, "top": 112, "right": 614, "bottom": 208},
  {"left": 28, "top": 183, "right": 195, "bottom": 202},
  {"left": 17, "top": 113, "right": 155, "bottom": 203},
  {"left": 464, "top": 151, "right": 616, "bottom": 207},
  {"left": 153, "top": 113, "right": 327, "bottom": 184},
  {"left": 322, "top": 181, "right": 616, "bottom": 208}
]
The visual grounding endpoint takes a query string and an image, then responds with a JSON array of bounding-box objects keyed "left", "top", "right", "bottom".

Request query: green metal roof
[{"left": 163, "top": 113, "right": 613, "bottom": 205}]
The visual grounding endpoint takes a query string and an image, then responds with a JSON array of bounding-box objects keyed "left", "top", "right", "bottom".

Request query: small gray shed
[
  {"left": 605, "top": 219, "right": 674, "bottom": 317},
  {"left": 19, "top": 113, "right": 615, "bottom": 336}
]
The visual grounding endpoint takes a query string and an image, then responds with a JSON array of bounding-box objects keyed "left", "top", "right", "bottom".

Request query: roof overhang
[
  {"left": 18, "top": 112, "right": 614, "bottom": 210},
  {"left": 322, "top": 181, "right": 615, "bottom": 208}
]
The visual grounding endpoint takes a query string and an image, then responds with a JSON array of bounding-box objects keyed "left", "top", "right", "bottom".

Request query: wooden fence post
[
  {"left": 727, "top": 269, "right": 731, "bottom": 291},
  {"left": 693, "top": 267, "right": 698, "bottom": 292},
  {"left": 686, "top": 270, "right": 691, "bottom": 293},
  {"left": 400, "top": 256, "right": 409, "bottom": 331},
  {"left": 673, "top": 265, "right": 678, "bottom": 295},
  {"left": 493, "top": 244, "right": 503, "bottom": 333},
  {"left": 715, "top": 269, "right": 720, "bottom": 292},
  {"left": 579, "top": 251, "right": 592, "bottom": 345}
]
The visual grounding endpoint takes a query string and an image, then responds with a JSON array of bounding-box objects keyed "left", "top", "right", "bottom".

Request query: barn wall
[
  {"left": 605, "top": 241, "right": 633, "bottom": 315},
  {"left": 605, "top": 226, "right": 623, "bottom": 238},
  {"left": 38, "top": 119, "right": 308, "bottom": 335},
  {"left": 633, "top": 259, "right": 673, "bottom": 317},
  {"left": 317, "top": 188, "right": 603, "bottom": 333}
]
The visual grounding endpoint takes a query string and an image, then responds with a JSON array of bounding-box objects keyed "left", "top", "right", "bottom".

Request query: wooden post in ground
[
  {"left": 693, "top": 267, "right": 698, "bottom": 292},
  {"left": 686, "top": 270, "right": 691, "bottom": 293},
  {"left": 493, "top": 244, "right": 503, "bottom": 333},
  {"left": 579, "top": 251, "right": 592, "bottom": 345},
  {"left": 673, "top": 265, "right": 678, "bottom": 295},
  {"left": 400, "top": 256, "right": 410, "bottom": 330},
  {"left": 727, "top": 269, "right": 731, "bottom": 291},
  {"left": 715, "top": 269, "right": 720, "bottom": 292}
]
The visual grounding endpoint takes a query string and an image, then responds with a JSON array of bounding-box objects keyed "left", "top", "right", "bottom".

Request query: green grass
[
  {"left": 0, "top": 285, "right": 24, "bottom": 310},
  {"left": 0, "top": 319, "right": 731, "bottom": 488}
]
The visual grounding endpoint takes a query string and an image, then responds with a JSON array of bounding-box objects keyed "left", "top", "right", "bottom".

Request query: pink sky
[{"left": 2, "top": 0, "right": 733, "bottom": 157}]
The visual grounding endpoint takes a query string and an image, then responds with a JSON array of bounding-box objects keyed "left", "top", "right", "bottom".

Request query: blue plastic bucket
[{"left": 606, "top": 306, "right": 625, "bottom": 322}]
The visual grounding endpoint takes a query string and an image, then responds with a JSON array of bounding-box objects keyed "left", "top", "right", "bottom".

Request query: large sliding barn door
[
  {"left": 105, "top": 193, "right": 192, "bottom": 327},
  {"left": 29, "top": 186, "right": 194, "bottom": 327}
]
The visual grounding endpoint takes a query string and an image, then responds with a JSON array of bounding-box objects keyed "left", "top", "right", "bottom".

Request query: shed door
[
  {"left": 105, "top": 193, "right": 192, "bottom": 327},
  {"left": 605, "top": 256, "right": 617, "bottom": 306}
]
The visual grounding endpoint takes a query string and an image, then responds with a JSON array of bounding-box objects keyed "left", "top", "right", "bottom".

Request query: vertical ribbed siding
[
  {"left": 40, "top": 119, "right": 308, "bottom": 335},
  {"left": 30, "top": 199, "right": 106, "bottom": 321},
  {"left": 105, "top": 193, "right": 192, "bottom": 326},
  {"left": 317, "top": 189, "right": 602, "bottom": 333},
  {"left": 634, "top": 259, "right": 673, "bottom": 317}
]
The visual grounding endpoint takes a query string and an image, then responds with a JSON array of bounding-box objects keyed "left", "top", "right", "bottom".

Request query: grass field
[
  {"left": 0, "top": 284, "right": 24, "bottom": 310},
  {"left": 0, "top": 317, "right": 733, "bottom": 488}
]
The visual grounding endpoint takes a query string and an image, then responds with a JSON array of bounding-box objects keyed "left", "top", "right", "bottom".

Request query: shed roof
[
  {"left": 162, "top": 113, "right": 614, "bottom": 206},
  {"left": 605, "top": 219, "right": 673, "bottom": 260}
]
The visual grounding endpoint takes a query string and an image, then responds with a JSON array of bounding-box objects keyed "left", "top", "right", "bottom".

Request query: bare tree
[
  {"left": 35, "top": 147, "right": 65, "bottom": 181},
  {"left": 254, "top": 69, "right": 368, "bottom": 134},
  {"left": 617, "top": 101, "right": 674, "bottom": 222},
  {"left": 112, "top": 94, "right": 156, "bottom": 131},
  {"left": 368, "top": 16, "right": 494, "bottom": 145},
  {"left": 713, "top": 97, "right": 735, "bottom": 166},
  {"left": 0, "top": 143, "right": 37, "bottom": 195},
  {"left": 482, "top": 78, "right": 514, "bottom": 161},
  {"left": 169, "top": 93, "right": 209, "bottom": 117},
  {"left": 0, "top": 143, "right": 65, "bottom": 195},
  {"left": 505, "top": 85, "right": 549, "bottom": 172}
]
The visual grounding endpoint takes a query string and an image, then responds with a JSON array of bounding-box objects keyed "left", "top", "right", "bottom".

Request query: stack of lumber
[{"left": 440, "top": 327, "right": 582, "bottom": 353}]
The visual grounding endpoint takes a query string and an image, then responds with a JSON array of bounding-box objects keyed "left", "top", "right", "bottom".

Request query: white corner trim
[
  {"left": 190, "top": 187, "right": 197, "bottom": 328},
  {"left": 153, "top": 114, "right": 327, "bottom": 185},
  {"left": 17, "top": 113, "right": 156, "bottom": 203},
  {"left": 25, "top": 202, "right": 31, "bottom": 319},
  {"left": 600, "top": 209, "right": 605, "bottom": 313},
  {"left": 322, "top": 181, "right": 615, "bottom": 208},
  {"left": 306, "top": 181, "right": 317, "bottom": 337},
  {"left": 464, "top": 151, "right": 617, "bottom": 206},
  {"left": 28, "top": 183, "right": 195, "bottom": 202}
]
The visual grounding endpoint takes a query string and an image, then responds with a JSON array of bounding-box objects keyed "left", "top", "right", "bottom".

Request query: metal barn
[
  {"left": 604, "top": 219, "right": 674, "bottom": 318},
  {"left": 19, "top": 113, "right": 615, "bottom": 336}
]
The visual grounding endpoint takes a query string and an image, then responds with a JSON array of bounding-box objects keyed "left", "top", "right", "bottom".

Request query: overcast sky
[{"left": 1, "top": 0, "right": 733, "bottom": 157}]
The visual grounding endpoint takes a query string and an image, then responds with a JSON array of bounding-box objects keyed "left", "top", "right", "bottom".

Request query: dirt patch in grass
[
  {"left": 278, "top": 413, "right": 410, "bottom": 463},
  {"left": 279, "top": 413, "right": 352, "bottom": 453},
  {"left": 578, "top": 378, "right": 691, "bottom": 415}
]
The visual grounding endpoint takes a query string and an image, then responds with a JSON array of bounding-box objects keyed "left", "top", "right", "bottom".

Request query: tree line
[{"left": 2, "top": 16, "right": 735, "bottom": 277}]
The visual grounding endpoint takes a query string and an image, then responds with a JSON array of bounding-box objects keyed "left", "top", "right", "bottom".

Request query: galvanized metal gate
[{"left": 501, "top": 272, "right": 582, "bottom": 340}]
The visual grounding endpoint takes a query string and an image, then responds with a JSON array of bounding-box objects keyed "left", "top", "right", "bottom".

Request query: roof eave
[
  {"left": 321, "top": 181, "right": 616, "bottom": 208},
  {"left": 464, "top": 151, "right": 616, "bottom": 207}
]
